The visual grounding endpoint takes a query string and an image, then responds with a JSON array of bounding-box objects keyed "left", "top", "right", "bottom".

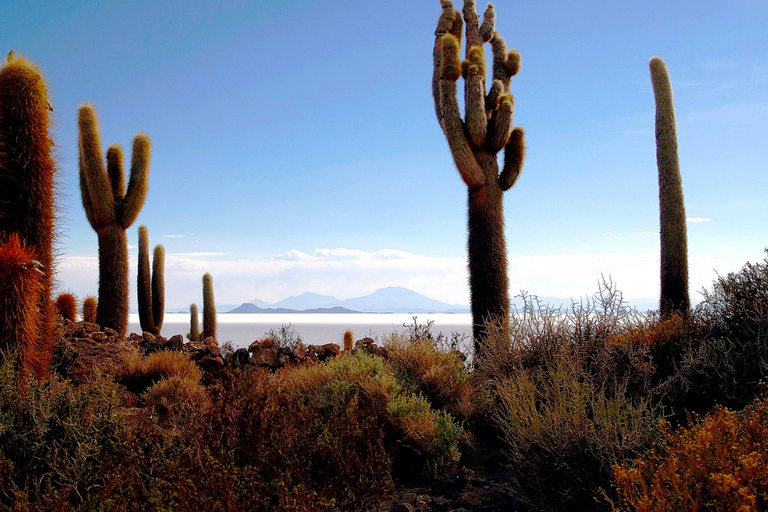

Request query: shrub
[
  {"left": 612, "top": 396, "right": 768, "bottom": 511},
  {"left": 116, "top": 349, "right": 201, "bottom": 395}
]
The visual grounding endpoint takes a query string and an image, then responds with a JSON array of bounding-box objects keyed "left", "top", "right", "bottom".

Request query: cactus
[
  {"left": 0, "top": 53, "right": 57, "bottom": 378},
  {"left": 137, "top": 225, "right": 165, "bottom": 335},
  {"left": 82, "top": 295, "right": 97, "bottom": 324},
  {"left": 78, "top": 103, "right": 150, "bottom": 337},
  {"left": 650, "top": 57, "right": 689, "bottom": 317},
  {"left": 433, "top": 1, "right": 525, "bottom": 355},
  {"left": 202, "top": 273, "right": 216, "bottom": 341},
  {"left": 0, "top": 234, "right": 49, "bottom": 378},
  {"left": 188, "top": 303, "right": 200, "bottom": 342},
  {"left": 343, "top": 330, "right": 354, "bottom": 352},
  {"left": 56, "top": 293, "right": 77, "bottom": 322}
]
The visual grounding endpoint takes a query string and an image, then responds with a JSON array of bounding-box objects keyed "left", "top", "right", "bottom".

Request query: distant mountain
[{"left": 238, "top": 286, "right": 469, "bottom": 314}]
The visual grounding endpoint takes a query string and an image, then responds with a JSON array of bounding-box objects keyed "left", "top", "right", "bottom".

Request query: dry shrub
[
  {"left": 612, "top": 396, "right": 768, "bottom": 511},
  {"left": 117, "top": 349, "right": 201, "bottom": 395},
  {"left": 384, "top": 331, "right": 478, "bottom": 420},
  {"left": 143, "top": 373, "right": 211, "bottom": 424}
]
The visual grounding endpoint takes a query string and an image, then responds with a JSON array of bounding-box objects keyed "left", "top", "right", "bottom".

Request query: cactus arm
[
  {"left": 438, "top": 34, "right": 485, "bottom": 189},
  {"left": 433, "top": 2, "right": 463, "bottom": 129},
  {"left": 78, "top": 105, "right": 116, "bottom": 229},
  {"left": 462, "top": 46, "right": 488, "bottom": 148},
  {"left": 78, "top": 159, "right": 99, "bottom": 230},
  {"left": 189, "top": 303, "right": 200, "bottom": 342},
  {"left": 152, "top": 244, "right": 165, "bottom": 333},
  {"left": 137, "top": 225, "right": 154, "bottom": 334},
  {"left": 461, "top": 0, "right": 482, "bottom": 52},
  {"left": 106, "top": 145, "right": 125, "bottom": 200},
  {"left": 487, "top": 93, "right": 513, "bottom": 153},
  {"left": 479, "top": 3, "right": 495, "bottom": 42},
  {"left": 119, "top": 133, "right": 150, "bottom": 229},
  {"left": 499, "top": 127, "right": 525, "bottom": 191}
]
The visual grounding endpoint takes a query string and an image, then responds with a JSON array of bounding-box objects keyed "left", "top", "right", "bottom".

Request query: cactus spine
[
  {"left": 433, "top": 1, "right": 525, "bottom": 356},
  {"left": 78, "top": 103, "right": 150, "bottom": 337},
  {"left": 188, "top": 303, "right": 200, "bottom": 342},
  {"left": 137, "top": 225, "right": 165, "bottom": 335},
  {"left": 0, "top": 53, "right": 57, "bottom": 378},
  {"left": 650, "top": 57, "right": 689, "bottom": 317},
  {"left": 202, "top": 273, "right": 216, "bottom": 341}
]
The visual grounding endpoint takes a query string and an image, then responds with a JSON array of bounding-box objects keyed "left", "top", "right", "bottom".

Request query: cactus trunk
[
  {"left": 96, "top": 224, "right": 129, "bottom": 336},
  {"left": 189, "top": 303, "right": 200, "bottom": 342},
  {"left": 650, "top": 57, "right": 689, "bottom": 317},
  {"left": 202, "top": 273, "right": 216, "bottom": 341},
  {"left": 0, "top": 54, "right": 57, "bottom": 379}
]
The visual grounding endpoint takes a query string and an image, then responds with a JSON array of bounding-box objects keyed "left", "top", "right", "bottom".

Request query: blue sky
[{"left": 4, "top": 0, "right": 767, "bottom": 309}]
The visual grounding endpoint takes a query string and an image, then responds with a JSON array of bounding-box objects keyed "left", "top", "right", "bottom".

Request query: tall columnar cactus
[
  {"left": 188, "top": 303, "right": 200, "bottom": 342},
  {"left": 433, "top": 0, "right": 525, "bottom": 355},
  {"left": 0, "top": 53, "right": 57, "bottom": 378},
  {"left": 137, "top": 225, "right": 165, "bottom": 335},
  {"left": 0, "top": 235, "right": 48, "bottom": 378},
  {"left": 650, "top": 57, "right": 689, "bottom": 317},
  {"left": 202, "top": 273, "right": 216, "bottom": 341},
  {"left": 78, "top": 103, "right": 150, "bottom": 337}
]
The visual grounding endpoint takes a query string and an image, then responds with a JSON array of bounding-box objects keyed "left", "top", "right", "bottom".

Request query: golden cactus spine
[
  {"left": 0, "top": 235, "right": 47, "bottom": 378},
  {"left": 202, "top": 273, "right": 216, "bottom": 341},
  {"left": 56, "top": 293, "right": 77, "bottom": 322},
  {"left": 0, "top": 53, "right": 57, "bottom": 378},
  {"left": 78, "top": 103, "right": 150, "bottom": 337},
  {"left": 82, "top": 296, "right": 98, "bottom": 324},
  {"left": 137, "top": 225, "right": 165, "bottom": 335},
  {"left": 188, "top": 303, "right": 200, "bottom": 342},
  {"left": 433, "top": 1, "right": 525, "bottom": 356},
  {"left": 650, "top": 57, "right": 689, "bottom": 317}
]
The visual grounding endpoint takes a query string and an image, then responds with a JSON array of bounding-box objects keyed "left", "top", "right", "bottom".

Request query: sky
[{"left": 3, "top": 0, "right": 768, "bottom": 310}]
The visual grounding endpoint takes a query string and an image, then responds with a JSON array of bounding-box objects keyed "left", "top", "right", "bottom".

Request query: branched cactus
[
  {"left": 0, "top": 53, "right": 57, "bottom": 378},
  {"left": 137, "top": 225, "right": 165, "bottom": 335},
  {"left": 82, "top": 295, "right": 98, "bottom": 324},
  {"left": 188, "top": 303, "right": 200, "bottom": 342},
  {"left": 202, "top": 273, "right": 216, "bottom": 341},
  {"left": 0, "top": 234, "right": 48, "bottom": 378},
  {"left": 78, "top": 103, "right": 150, "bottom": 337},
  {"left": 56, "top": 293, "right": 77, "bottom": 322},
  {"left": 650, "top": 57, "right": 689, "bottom": 317},
  {"left": 433, "top": 0, "right": 525, "bottom": 355}
]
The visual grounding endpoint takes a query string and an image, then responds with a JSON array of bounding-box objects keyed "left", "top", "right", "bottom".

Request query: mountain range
[
  {"left": 226, "top": 287, "right": 470, "bottom": 314},
  {"left": 224, "top": 286, "right": 660, "bottom": 314}
]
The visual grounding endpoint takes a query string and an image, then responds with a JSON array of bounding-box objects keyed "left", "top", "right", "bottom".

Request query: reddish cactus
[
  {"left": 78, "top": 103, "right": 150, "bottom": 337},
  {"left": 55, "top": 293, "right": 77, "bottom": 322},
  {"left": 0, "top": 53, "right": 58, "bottom": 378},
  {"left": 82, "top": 296, "right": 98, "bottom": 324}
]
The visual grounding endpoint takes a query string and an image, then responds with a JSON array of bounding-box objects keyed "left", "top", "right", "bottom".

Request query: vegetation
[
  {"left": 651, "top": 56, "right": 690, "bottom": 317},
  {"left": 137, "top": 225, "right": 165, "bottom": 336},
  {"left": 78, "top": 103, "right": 151, "bottom": 338},
  {"left": 432, "top": 0, "right": 525, "bottom": 354}
]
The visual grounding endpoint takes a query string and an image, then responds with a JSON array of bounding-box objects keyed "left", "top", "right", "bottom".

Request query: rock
[
  {"left": 202, "top": 336, "right": 221, "bottom": 357},
  {"left": 165, "top": 334, "right": 184, "bottom": 351},
  {"left": 321, "top": 343, "right": 340, "bottom": 359},
  {"left": 185, "top": 341, "right": 207, "bottom": 352},
  {"left": 143, "top": 332, "right": 156, "bottom": 344},
  {"left": 307, "top": 344, "right": 325, "bottom": 358},
  {"left": 196, "top": 353, "right": 224, "bottom": 370},
  {"left": 90, "top": 331, "right": 107, "bottom": 341},
  {"left": 232, "top": 348, "right": 250, "bottom": 367},
  {"left": 252, "top": 347, "right": 278, "bottom": 368},
  {"left": 292, "top": 343, "right": 307, "bottom": 362}
]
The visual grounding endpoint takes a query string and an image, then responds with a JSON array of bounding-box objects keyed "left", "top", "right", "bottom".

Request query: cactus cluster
[
  {"left": 433, "top": 0, "right": 525, "bottom": 356},
  {"left": 137, "top": 225, "right": 165, "bottom": 335},
  {"left": 650, "top": 57, "right": 690, "bottom": 317},
  {"left": 0, "top": 53, "right": 57, "bottom": 378},
  {"left": 78, "top": 103, "right": 151, "bottom": 338}
]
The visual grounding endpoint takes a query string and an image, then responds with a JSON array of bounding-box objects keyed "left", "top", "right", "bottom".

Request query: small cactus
[
  {"left": 650, "top": 56, "right": 689, "bottom": 317},
  {"left": 202, "top": 273, "right": 216, "bottom": 341},
  {"left": 56, "top": 293, "right": 77, "bottom": 322},
  {"left": 188, "top": 303, "right": 200, "bottom": 342},
  {"left": 82, "top": 296, "right": 98, "bottom": 324},
  {"left": 137, "top": 225, "right": 165, "bottom": 335},
  {"left": 343, "top": 330, "right": 354, "bottom": 352},
  {"left": 78, "top": 103, "right": 150, "bottom": 337}
]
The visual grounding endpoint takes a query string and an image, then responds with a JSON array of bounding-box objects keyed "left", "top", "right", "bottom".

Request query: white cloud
[
  {"left": 630, "top": 232, "right": 657, "bottom": 235},
  {"left": 687, "top": 217, "right": 712, "bottom": 223}
]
